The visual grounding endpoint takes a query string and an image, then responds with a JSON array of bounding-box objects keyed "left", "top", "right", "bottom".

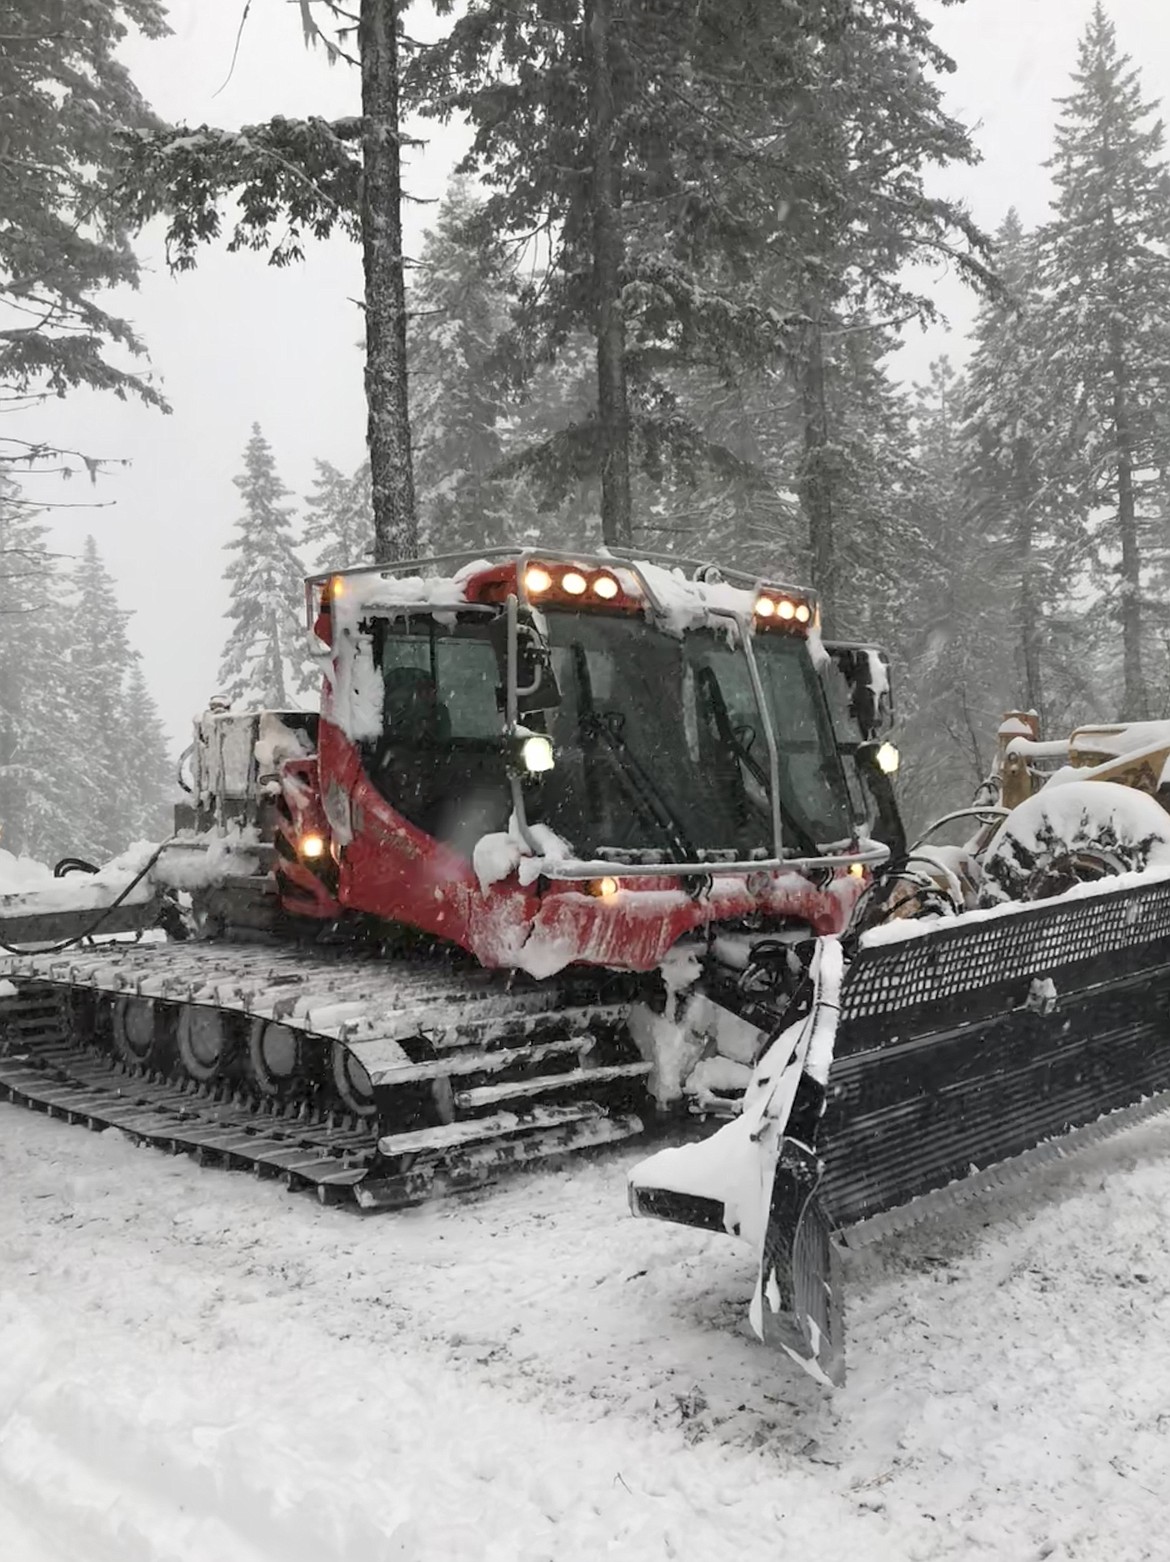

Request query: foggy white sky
[{"left": 18, "top": 0, "right": 1170, "bottom": 750}]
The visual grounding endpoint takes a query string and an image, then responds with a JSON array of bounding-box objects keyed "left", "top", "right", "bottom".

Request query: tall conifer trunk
[
  {"left": 798, "top": 310, "right": 836, "bottom": 625},
  {"left": 1014, "top": 444, "right": 1045, "bottom": 723},
  {"left": 360, "top": 0, "right": 417, "bottom": 561},
  {"left": 584, "top": 0, "right": 632, "bottom": 547},
  {"left": 1109, "top": 315, "right": 1145, "bottom": 718},
  {"left": 268, "top": 607, "right": 289, "bottom": 707}
]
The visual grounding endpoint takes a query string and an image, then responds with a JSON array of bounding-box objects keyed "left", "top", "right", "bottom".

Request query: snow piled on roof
[
  {"left": 334, "top": 558, "right": 494, "bottom": 619},
  {"left": 634, "top": 559, "right": 756, "bottom": 635}
]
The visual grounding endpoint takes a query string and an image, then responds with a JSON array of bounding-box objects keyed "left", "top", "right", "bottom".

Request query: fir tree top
[{"left": 218, "top": 425, "right": 315, "bottom": 709}]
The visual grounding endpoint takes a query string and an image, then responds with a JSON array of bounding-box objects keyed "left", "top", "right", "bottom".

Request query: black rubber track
[{"left": 0, "top": 944, "right": 651, "bottom": 1208}]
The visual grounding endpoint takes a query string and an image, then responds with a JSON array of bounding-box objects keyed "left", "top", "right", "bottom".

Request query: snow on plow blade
[{"left": 631, "top": 868, "right": 1170, "bottom": 1384}]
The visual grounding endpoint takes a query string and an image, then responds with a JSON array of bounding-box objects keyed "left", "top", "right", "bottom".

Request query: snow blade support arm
[{"left": 629, "top": 939, "right": 847, "bottom": 1383}]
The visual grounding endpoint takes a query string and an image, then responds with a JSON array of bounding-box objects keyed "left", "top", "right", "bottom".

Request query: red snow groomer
[
  {"left": 0, "top": 547, "right": 899, "bottom": 1217},
  {"left": 7, "top": 547, "right": 1170, "bottom": 1387}
]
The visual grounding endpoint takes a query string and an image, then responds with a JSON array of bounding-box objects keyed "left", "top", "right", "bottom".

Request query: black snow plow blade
[{"left": 631, "top": 871, "right": 1170, "bottom": 1383}]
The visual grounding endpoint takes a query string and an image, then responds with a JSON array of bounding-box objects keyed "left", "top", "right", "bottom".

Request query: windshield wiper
[
  {"left": 695, "top": 665, "right": 821, "bottom": 859},
  {"left": 582, "top": 711, "right": 699, "bottom": 863},
  {"left": 568, "top": 642, "right": 697, "bottom": 862}
]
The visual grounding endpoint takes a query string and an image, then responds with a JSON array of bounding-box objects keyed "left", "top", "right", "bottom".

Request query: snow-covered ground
[{"left": 2, "top": 1105, "right": 1168, "bottom": 1562}]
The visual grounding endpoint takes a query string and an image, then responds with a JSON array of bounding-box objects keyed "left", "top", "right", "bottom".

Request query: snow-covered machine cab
[{"left": 303, "top": 549, "right": 891, "bottom": 978}]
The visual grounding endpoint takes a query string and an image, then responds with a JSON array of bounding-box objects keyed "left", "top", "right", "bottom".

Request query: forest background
[{"left": 3, "top": 0, "right": 1169, "bottom": 863}]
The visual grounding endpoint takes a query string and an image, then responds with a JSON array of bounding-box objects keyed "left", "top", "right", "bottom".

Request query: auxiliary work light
[
  {"left": 520, "top": 734, "right": 556, "bottom": 773},
  {"left": 875, "top": 742, "right": 900, "bottom": 775}
]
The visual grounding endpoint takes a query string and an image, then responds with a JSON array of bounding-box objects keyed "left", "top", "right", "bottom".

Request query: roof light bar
[
  {"left": 754, "top": 589, "right": 815, "bottom": 629},
  {"left": 521, "top": 561, "right": 640, "bottom": 609}
]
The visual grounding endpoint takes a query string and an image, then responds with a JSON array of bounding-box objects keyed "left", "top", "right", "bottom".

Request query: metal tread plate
[{"left": 0, "top": 942, "right": 606, "bottom": 1034}]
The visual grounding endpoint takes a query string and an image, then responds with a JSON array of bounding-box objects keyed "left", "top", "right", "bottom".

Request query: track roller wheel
[
  {"left": 248, "top": 1018, "right": 304, "bottom": 1097},
  {"left": 112, "top": 995, "right": 165, "bottom": 1071},
  {"left": 330, "top": 1042, "right": 378, "bottom": 1118},
  {"left": 178, "top": 1007, "right": 231, "bottom": 1082},
  {"left": 979, "top": 780, "right": 1170, "bottom": 905}
]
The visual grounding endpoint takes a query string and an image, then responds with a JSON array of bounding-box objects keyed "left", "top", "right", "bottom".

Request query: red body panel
[
  {"left": 273, "top": 756, "right": 341, "bottom": 920},
  {"left": 294, "top": 715, "right": 861, "bottom": 977}
]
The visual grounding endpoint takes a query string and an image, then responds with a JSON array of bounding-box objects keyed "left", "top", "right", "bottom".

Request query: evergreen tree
[
  {"left": 302, "top": 459, "right": 374, "bottom": 572},
  {"left": 410, "top": 179, "right": 515, "bottom": 554},
  {"left": 746, "top": 5, "right": 992, "bottom": 625},
  {"left": 0, "top": 513, "right": 173, "bottom": 863},
  {"left": 960, "top": 211, "right": 1092, "bottom": 732},
  {"left": 0, "top": 0, "right": 169, "bottom": 482},
  {"left": 218, "top": 426, "right": 314, "bottom": 709},
  {"left": 416, "top": 0, "right": 992, "bottom": 573},
  {"left": 67, "top": 536, "right": 137, "bottom": 860},
  {"left": 896, "top": 359, "right": 1015, "bottom": 827},
  {"left": 1038, "top": 3, "right": 1170, "bottom": 718},
  {"left": 119, "top": 662, "right": 173, "bottom": 842},
  {"left": 357, "top": 0, "right": 417, "bottom": 558},
  {"left": 0, "top": 481, "right": 76, "bottom": 859}
]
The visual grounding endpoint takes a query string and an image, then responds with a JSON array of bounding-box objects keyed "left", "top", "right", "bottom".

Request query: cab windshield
[{"left": 361, "top": 609, "right": 855, "bottom": 861}]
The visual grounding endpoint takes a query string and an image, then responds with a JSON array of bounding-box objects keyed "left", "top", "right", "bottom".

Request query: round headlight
[
  {"left": 875, "top": 741, "right": 900, "bottom": 775},
  {"left": 521, "top": 734, "right": 555, "bottom": 773}
]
